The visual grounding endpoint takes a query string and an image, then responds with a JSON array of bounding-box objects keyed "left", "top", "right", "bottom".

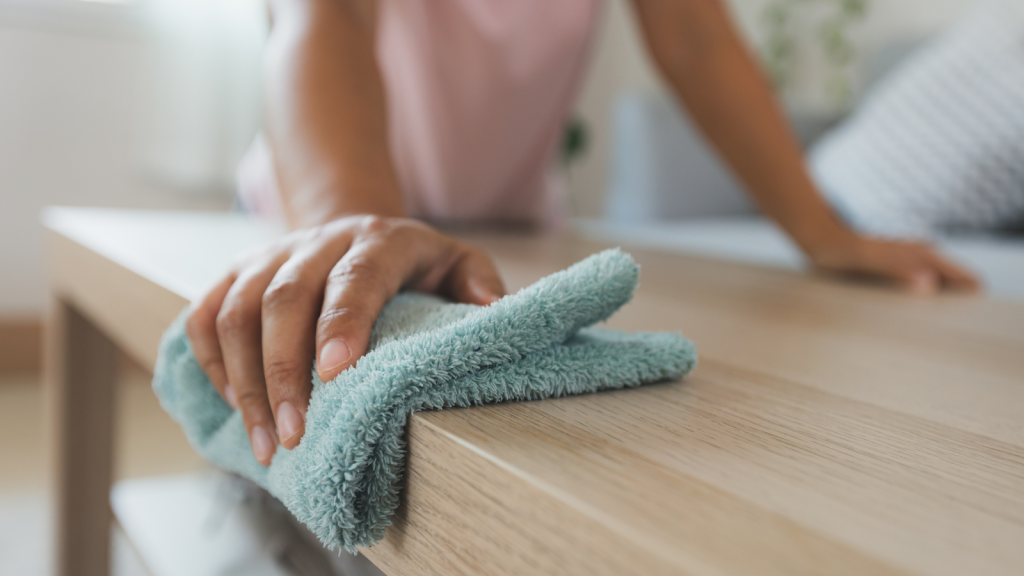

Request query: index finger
[
  {"left": 261, "top": 233, "right": 353, "bottom": 449},
  {"left": 315, "top": 231, "right": 425, "bottom": 382}
]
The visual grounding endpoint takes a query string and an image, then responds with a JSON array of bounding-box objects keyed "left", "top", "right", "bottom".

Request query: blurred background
[
  {"left": 0, "top": 0, "right": 1002, "bottom": 326},
  {"left": 1, "top": 0, "right": 1021, "bottom": 574}
]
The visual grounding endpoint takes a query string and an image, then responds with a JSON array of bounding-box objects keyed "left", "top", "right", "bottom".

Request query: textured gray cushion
[{"left": 810, "top": 3, "right": 1024, "bottom": 238}]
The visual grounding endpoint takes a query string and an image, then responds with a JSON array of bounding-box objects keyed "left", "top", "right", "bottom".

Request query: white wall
[
  {"left": 567, "top": 0, "right": 978, "bottom": 218},
  {"left": 0, "top": 0, "right": 262, "bottom": 316}
]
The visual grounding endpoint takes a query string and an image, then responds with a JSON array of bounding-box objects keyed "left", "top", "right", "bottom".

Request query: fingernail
[
  {"left": 250, "top": 426, "right": 275, "bottom": 464},
  {"left": 276, "top": 401, "right": 304, "bottom": 443},
  {"left": 319, "top": 339, "right": 351, "bottom": 375},
  {"left": 469, "top": 280, "right": 501, "bottom": 305},
  {"left": 224, "top": 384, "right": 238, "bottom": 409}
]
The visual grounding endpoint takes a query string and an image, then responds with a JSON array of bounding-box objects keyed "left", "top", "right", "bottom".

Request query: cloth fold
[{"left": 153, "top": 249, "right": 697, "bottom": 552}]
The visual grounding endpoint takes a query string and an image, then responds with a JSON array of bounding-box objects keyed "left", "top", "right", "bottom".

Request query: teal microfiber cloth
[{"left": 153, "top": 249, "right": 697, "bottom": 553}]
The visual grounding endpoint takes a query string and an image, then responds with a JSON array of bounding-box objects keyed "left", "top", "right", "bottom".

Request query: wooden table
[{"left": 43, "top": 208, "right": 1024, "bottom": 576}]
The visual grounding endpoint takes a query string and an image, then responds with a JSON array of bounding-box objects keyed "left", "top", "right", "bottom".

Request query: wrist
[
  {"left": 286, "top": 177, "right": 407, "bottom": 228},
  {"left": 789, "top": 217, "right": 861, "bottom": 265}
]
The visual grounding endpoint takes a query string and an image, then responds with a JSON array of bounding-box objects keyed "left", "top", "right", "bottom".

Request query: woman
[{"left": 187, "top": 0, "right": 978, "bottom": 466}]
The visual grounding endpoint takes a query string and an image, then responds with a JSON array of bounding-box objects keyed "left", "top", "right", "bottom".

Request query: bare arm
[
  {"left": 265, "top": 0, "right": 404, "bottom": 225},
  {"left": 632, "top": 0, "right": 978, "bottom": 292}
]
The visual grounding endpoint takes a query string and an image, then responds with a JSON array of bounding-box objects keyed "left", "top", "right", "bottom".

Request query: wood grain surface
[
  {"left": 365, "top": 232, "right": 1024, "bottom": 576},
  {"left": 43, "top": 209, "right": 1024, "bottom": 576}
]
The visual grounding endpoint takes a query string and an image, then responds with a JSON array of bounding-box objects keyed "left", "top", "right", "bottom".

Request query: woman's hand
[
  {"left": 185, "top": 215, "right": 505, "bottom": 465},
  {"left": 806, "top": 233, "right": 980, "bottom": 294}
]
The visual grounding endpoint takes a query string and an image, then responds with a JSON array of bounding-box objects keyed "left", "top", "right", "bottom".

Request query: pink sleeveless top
[{"left": 238, "top": 0, "right": 600, "bottom": 225}]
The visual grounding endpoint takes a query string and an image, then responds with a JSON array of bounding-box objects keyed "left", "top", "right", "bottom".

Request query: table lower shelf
[{"left": 111, "top": 472, "right": 385, "bottom": 576}]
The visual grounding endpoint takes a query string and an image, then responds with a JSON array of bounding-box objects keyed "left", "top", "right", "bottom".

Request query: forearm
[
  {"left": 266, "top": 0, "right": 405, "bottom": 228},
  {"left": 633, "top": 0, "right": 855, "bottom": 254}
]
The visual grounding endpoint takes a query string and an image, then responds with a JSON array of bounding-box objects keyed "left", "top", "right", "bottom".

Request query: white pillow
[{"left": 809, "top": 3, "right": 1024, "bottom": 239}]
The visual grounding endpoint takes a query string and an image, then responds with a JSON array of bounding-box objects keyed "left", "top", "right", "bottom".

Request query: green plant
[
  {"left": 561, "top": 116, "right": 589, "bottom": 167},
  {"left": 761, "top": 0, "right": 868, "bottom": 107}
]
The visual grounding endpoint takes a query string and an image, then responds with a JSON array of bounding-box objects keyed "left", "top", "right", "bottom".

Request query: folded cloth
[{"left": 153, "top": 249, "right": 697, "bottom": 552}]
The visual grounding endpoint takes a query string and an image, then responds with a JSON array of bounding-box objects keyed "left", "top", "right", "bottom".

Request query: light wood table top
[{"left": 44, "top": 208, "right": 1024, "bottom": 576}]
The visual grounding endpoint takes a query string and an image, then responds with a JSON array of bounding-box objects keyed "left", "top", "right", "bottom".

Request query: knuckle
[
  {"left": 216, "top": 305, "right": 255, "bottom": 338},
  {"left": 197, "top": 356, "right": 225, "bottom": 379},
  {"left": 185, "top": 309, "right": 208, "bottom": 340},
  {"left": 297, "top": 223, "right": 330, "bottom": 244},
  {"left": 359, "top": 214, "right": 391, "bottom": 236},
  {"left": 263, "top": 357, "right": 307, "bottom": 387},
  {"left": 262, "top": 280, "right": 306, "bottom": 312},
  {"left": 394, "top": 217, "right": 433, "bottom": 239},
  {"left": 234, "top": 388, "right": 268, "bottom": 413},
  {"left": 317, "top": 306, "right": 372, "bottom": 334},
  {"left": 330, "top": 258, "right": 385, "bottom": 290},
  {"left": 329, "top": 214, "right": 362, "bottom": 231}
]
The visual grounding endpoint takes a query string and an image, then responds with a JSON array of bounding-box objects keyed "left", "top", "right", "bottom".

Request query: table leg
[{"left": 44, "top": 297, "right": 118, "bottom": 576}]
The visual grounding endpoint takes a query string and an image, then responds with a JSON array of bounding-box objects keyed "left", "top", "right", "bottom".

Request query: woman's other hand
[
  {"left": 184, "top": 216, "right": 505, "bottom": 465},
  {"left": 806, "top": 232, "right": 980, "bottom": 294}
]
